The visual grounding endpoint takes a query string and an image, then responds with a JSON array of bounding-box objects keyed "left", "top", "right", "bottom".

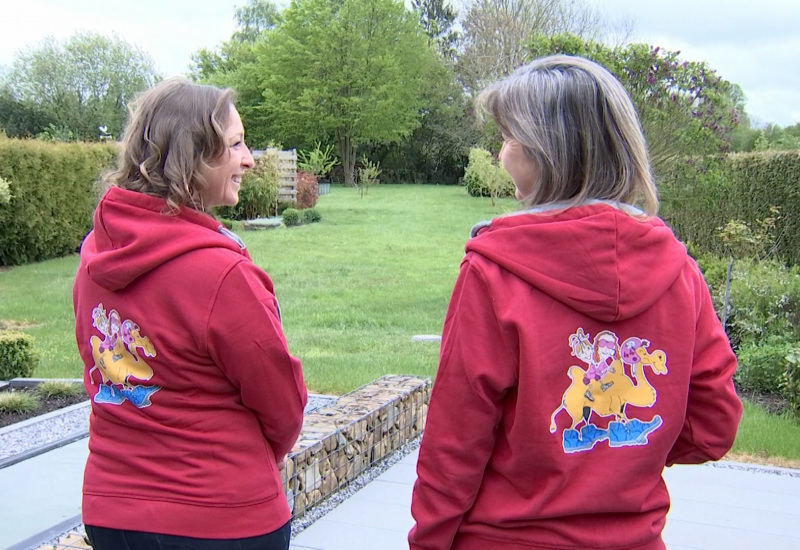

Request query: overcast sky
[{"left": 0, "top": 0, "right": 798, "bottom": 127}]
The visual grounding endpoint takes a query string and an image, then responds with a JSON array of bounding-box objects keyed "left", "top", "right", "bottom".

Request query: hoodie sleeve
[
  {"left": 666, "top": 263, "right": 742, "bottom": 466},
  {"left": 207, "top": 260, "right": 308, "bottom": 460},
  {"left": 409, "top": 256, "right": 517, "bottom": 550}
]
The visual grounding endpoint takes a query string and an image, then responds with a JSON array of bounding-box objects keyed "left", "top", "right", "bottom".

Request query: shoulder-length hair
[
  {"left": 476, "top": 55, "right": 658, "bottom": 216},
  {"left": 104, "top": 77, "right": 236, "bottom": 212}
]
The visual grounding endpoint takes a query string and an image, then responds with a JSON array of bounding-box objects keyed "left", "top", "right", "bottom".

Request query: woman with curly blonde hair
[{"left": 74, "top": 77, "right": 307, "bottom": 550}]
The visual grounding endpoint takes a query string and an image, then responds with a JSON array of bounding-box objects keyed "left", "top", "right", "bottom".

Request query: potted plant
[{"left": 298, "top": 142, "right": 338, "bottom": 195}]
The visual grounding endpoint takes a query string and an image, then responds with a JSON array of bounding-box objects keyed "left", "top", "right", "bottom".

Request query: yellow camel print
[{"left": 550, "top": 339, "right": 667, "bottom": 433}]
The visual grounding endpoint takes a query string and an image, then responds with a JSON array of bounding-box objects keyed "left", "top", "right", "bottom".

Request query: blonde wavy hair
[
  {"left": 104, "top": 77, "right": 236, "bottom": 212},
  {"left": 477, "top": 55, "right": 658, "bottom": 216}
]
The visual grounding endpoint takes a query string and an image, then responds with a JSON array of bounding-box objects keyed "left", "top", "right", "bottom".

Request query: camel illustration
[
  {"left": 88, "top": 308, "right": 157, "bottom": 386},
  {"left": 550, "top": 338, "right": 667, "bottom": 433}
]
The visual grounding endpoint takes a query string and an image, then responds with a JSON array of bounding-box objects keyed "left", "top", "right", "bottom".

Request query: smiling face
[
  {"left": 498, "top": 136, "right": 538, "bottom": 201},
  {"left": 200, "top": 104, "right": 254, "bottom": 208}
]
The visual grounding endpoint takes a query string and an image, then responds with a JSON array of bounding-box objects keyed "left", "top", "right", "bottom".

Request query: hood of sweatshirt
[
  {"left": 82, "top": 186, "right": 248, "bottom": 291},
  {"left": 466, "top": 202, "right": 689, "bottom": 323}
]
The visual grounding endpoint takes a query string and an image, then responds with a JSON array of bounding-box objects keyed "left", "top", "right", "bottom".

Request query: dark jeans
[{"left": 84, "top": 521, "right": 291, "bottom": 550}]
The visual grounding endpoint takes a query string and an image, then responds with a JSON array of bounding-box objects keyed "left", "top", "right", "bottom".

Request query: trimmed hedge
[
  {"left": 0, "top": 139, "right": 117, "bottom": 266},
  {"left": 660, "top": 151, "right": 800, "bottom": 265},
  {"left": 0, "top": 329, "right": 40, "bottom": 379}
]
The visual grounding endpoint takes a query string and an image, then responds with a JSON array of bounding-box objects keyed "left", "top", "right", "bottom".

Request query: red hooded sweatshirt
[
  {"left": 73, "top": 187, "right": 307, "bottom": 538},
  {"left": 409, "top": 202, "right": 742, "bottom": 550}
]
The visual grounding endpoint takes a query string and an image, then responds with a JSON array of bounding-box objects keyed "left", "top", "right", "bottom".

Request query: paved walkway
[
  {"left": 4, "top": 439, "right": 799, "bottom": 550},
  {"left": 291, "top": 448, "right": 800, "bottom": 550}
]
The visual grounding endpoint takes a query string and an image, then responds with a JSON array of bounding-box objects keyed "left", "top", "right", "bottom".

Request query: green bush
[
  {"left": 282, "top": 208, "right": 302, "bottom": 227},
  {"left": 722, "top": 259, "right": 800, "bottom": 350},
  {"left": 215, "top": 154, "right": 279, "bottom": 220},
  {"left": 783, "top": 348, "right": 800, "bottom": 418},
  {"left": 0, "top": 330, "right": 40, "bottom": 379},
  {"left": 463, "top": 148, "right": 515, "bottom": 202},
  {"left": 303, "top": 208, "right": 322, "bottom": 223},
  {"left": 735, "top": 336, "right": 794, "bottom": 395},
  {"left": 0, "top": 139, "right": 117, "bottom": 266}
]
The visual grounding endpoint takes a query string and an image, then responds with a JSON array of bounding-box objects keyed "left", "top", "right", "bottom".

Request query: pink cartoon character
[
  {"left": 583, "top": 330, "right": 619, "bottom": 385},
  {"left": 99, "top": 309, "right": 122, "bottom": 355},
  {"left": 620, "top": 336, "right": 650, "bottom": 365}
]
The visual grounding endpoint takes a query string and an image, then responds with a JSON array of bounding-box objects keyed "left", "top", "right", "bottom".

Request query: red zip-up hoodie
[
  {"left": 73, "top": 187, "right": 307, "bottom": 538},
  {"left": 409, "top": 203, "right": 742, "bottom": 550}
]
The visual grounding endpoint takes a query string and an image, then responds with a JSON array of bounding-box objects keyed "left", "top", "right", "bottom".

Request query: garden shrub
[
  {"left": 296, "top": 170, "right": 319, "bottom": 209},
  {"left": 783, "top": 348, "right": 800, "bottom": 418},
  {"left": 282, "top": 208, "right": 302, "bottom": 227},
  {"left": 722, "top": 259, "right": 800, "bottom": 350},
  {"left": 463, "top": 148, "right": 515, "bottom": 202},
  {"left": 735, "top": 336, "right": 794, "bottom": 395},
  {"left": 303, "top": 208, "right": 322, "bottom": 223},
  {"left": 0, "top": 139, "right": 117, "bottom": 266},
  {"left": 0, "top": 330, "right": 39, "bottom": 379},
  {"left": 215, "top": 154, "right": 279, "bottom": 220}
]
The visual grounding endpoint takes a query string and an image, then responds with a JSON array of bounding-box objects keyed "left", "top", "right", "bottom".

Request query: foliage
[
  {"left": 661, "top": 151, "right": 800, "bottom": 265},
  {"left": 215, "top": 153, "right": 279, "bottom": 220},
  {"left": 527, "top": 34, "right": 741, "bottom": 180},
  {"left": 411, "top": 0, "right": 461, "bottom": 60},
  {"left": 366, "top": 62, "right": 478, "bottom": 184},
  {"left": 0, "top": 330, "right": 39, "bottom": 379},
  {"left": 232, "top": 0, "right": 283, "bottom": 43},
  {"left": 302, "top": 208, "right": 322, "bottom": 223},
  {"left": 0, "top": 175, "right": 11, "bottom": 205},
  {"left": 732, "top": 122, "right": 800, "bottom": 153},
  {"left": 783, "top": 347, "right": 800, "bottom": 418},
  {"left": 0, "top": 87, "right": 56, "bottom": 138},
  {"left": 33, "top": 380, "right": 84, "bottom": 399},
  {"left": 357, "top": 158, "right": 382, "bottom": 197},
  {"left": 1, "top": 32, "right": 158, "bottom": 141},
  {"left": 735, "top": 337, "right": 794, "bottom": 396},
  {"left": 463, "top": 147, "right": 515, "bottom": 205},
  {"left": 716, "top": 207, "right": 782, "bottom": 261},
  {"left": 255, "top": 0, "right": 439, "bottom": 185},
  {"left": 457, "top": 0, "right": 605, "bottom": 97},
  {"left": 297, "top": 143, "right": 338, "bottom": 179},
  {"left": 296, "top": 170, "right": 319, "bottom": 209},
  {"left": 719, "top": 259, "right": 800, "bottom": 351},
  {"left": 0, "top": 139, "right": 117, "bottom": 266},
  {"left": 282, "top": 207, "right": 302, "bottom": 227},
  {"left": 0, "top": 390, "right": 39, "bottom": 413}
]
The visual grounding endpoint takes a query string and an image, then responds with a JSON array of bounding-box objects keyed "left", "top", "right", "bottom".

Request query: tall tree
[
  {"left": 190, "top": 0, "right": 283, "bottom": 147},
  {"left": 232, "top": 0, "right": 283, "bottom": 43},
  {"left": 258, "top": 0, "right": 438, "bottom": 185},
  {"left": 412, "top": 0, "right": 460, "bottom": 60},
  {"left": 456, "top": 0, "right": 605, "bottom": 96},
  {"left": 3, "top": 32, "right": 158, "bottom": 140}
]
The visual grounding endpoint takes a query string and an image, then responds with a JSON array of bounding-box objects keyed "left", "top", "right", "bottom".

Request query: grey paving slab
[
  {"left": 0, "top": 438, "right": 87, "bottom": 549},
  {"left": 293, "top": 449, "right": 800, "bottom": 550},
  {"left": 5, "top": 430, "right": 800, "bottom": 550}
]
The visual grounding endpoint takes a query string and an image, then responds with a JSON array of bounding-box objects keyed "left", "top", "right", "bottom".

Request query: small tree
[
  {"left": 357, "top": 158, "right": 382, "bottom": 198},
  {"left": 297, "top": 142, "right": 338, "bottom": 182}
]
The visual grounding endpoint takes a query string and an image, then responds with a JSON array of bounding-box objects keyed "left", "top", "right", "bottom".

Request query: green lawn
[{"left": 1, "top": 183, "right": 798, "bottom": 464}]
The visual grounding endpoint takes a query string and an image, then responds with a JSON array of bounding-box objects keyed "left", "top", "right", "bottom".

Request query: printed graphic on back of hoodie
[
  {"left": 87, "top": 303, "right": 161, "bottom": 408},
  {"left": 549, "top": 328, "right": 667, "bottom": 453}
]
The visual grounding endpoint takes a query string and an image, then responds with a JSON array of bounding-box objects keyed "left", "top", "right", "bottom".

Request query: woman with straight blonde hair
[
  {"left": 409, "top": 56, "right": 741, "bottom": 550},
  {"left": 74, "top": 77, "right": 307, "bottom": 550}
]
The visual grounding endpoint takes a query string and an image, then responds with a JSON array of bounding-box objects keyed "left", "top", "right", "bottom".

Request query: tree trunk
[{"left": 338, "top": 131, "right": 356, "bottom": 186}]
